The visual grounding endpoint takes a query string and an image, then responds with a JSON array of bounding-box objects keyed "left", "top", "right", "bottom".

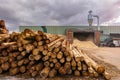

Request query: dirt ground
[
  {"left": 0, "top": 47, "right": 120, "bottom": 80},
  {"left": 85, "top": 47, "right": 120, "bottom": 80}
]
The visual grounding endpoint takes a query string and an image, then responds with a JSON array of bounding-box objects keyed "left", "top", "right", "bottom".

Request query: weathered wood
[
  {"left": 9, "top": 67, "right": 19, "bottom": 76},
  {"left": 1, "top": 62, "right": 9, "bottom": 71},
  {"left": 74, "top": 70, "right": 80, "bottom": 76},
  {"left": 20, "top": 66, "right": 26, "bottom": 73},
  {"left": 40, "top": 67, "right": 50, "bottom": 78},
  {"left": 55, "top": 62, "right": 61, "bottom": 70},
  {"left": 47, "top": 37, "right": 64, "bottom": 47},
  {"left": 49, "top": 69, "right": 57, "bottom": 78}
]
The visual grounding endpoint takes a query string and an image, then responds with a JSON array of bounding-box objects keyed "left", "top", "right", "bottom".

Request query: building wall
[{"left": 19, "top": 26, "right": 120, "bottom": 41}]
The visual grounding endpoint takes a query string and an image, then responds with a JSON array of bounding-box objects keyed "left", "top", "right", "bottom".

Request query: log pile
[{"left": 0, "top": 29, "right": 111, "bottom": 80}]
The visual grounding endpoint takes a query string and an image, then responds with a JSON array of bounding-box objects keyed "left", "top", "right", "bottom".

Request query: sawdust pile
[{"left": 73, "top": 39, "right": 98, "bottom": 48}]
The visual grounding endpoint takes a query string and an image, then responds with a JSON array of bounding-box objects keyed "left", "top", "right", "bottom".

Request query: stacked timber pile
[{"left": 0, "top": 29, "right": 110, "bottom": 80}]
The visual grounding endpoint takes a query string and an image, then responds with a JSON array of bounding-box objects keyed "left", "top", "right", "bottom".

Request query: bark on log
[{"left": 40, "top": 67, "right": 50, "bottom": 78}]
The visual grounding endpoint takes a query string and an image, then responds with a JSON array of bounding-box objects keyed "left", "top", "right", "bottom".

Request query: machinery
[
  {"left": 101, "top": 33, "right": 120, "bottom": 47},
  {"left": 0, "top": 20, "right": 9, "bottom": 34}
]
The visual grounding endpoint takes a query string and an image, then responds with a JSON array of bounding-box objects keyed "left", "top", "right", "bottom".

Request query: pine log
[
  {"left": 35, "top": 63, "right": 43, "bottom": 71},
  {"left": 1, "top": 62, "right": 9, "bottom": 71},
  {"left": 11, "top": 61, "right": 17, "bottom": 68},
  {"left": 20, "top": 66, "right": 26, "bottom": 73},
  {"left": 32, "top": 48, "right": 39, "bottom": 55},
  {"left": 29, "top": 54, "right": 35, "bottom": 61},
  {"left": 81, "top": 49, "right": 105, "bottom": 74},
  {"left": 59, "top": 67, "right": 66, "bottom": 75},
  {"left": 49, "top": 69, "right": 57, "bottom": 78},
  {"left": 9, "top": 67, "right": 19, "bottom": 76},
  {"left": 40, "top": 67, "right": 50, "bottom": 78},
  {"left": 55, "top": 62, "right": 61, "bottom": 70},
  {"left": 34, "top": 55, "right": 41, "bottom": 61},
  {"left": 47, "top": 37, "right": 64, "bottom": 47},
  {"left": 74, "top": 70, "right": 80, "bottom": 76},
  {"left": 57, "top": 51, "right": 63, "bottom": 59},
  {"left": 44, "top": 61, "right": 50, "bottom": 67}
]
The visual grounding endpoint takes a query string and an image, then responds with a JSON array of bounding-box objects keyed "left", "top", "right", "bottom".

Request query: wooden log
[
  {"left": 59, "top": 67, "right": 66, "bottom": 75},
  {"left": 21, "top": 51, "right": 27, "bottom": 57},
  {"left": 47, "top": 37, "right": 64, "bottom": 48},
  {"left": 50, "top": 63, "right": 54, "bottom": 68},
  {"left": 55, "top": 62, "right": 61, "bottom": 70},
  {"left": 66, "top": 56, "right": 72, "bottom": 62},
  {"left": 71, "top": 59, "right": 77, "bottom": 67},
  {"left": 8, "top": 57, "right": 15, "bottom": 63},
  {"left": 32, "top": 48, "right": 39, "bottom": 55},
  {"left": 47, "top": 52, "right": 52, "bottom": 57},
  {"left": 9, "top": 67, "right": 19, "bottom": 76},
  {"left": 18, "top": 59, "right": 24, "bottom": 66},
  {"left": 42, "top": 50, "right": 48, "bottom": 56},
  {"left": 81, "top": 50, "right": 105, "bottom": 74},
  {"left": 64, "top": 62, "right": 71, "bottom": 72},
  {"left": 20, "top": 66, "right": 26, "bottom": 73},
  {"left": 18, "top": 47, "right": 24, "bottom": 52},
  {"left": 35, "top": 35, "right": 42, "bottom": 41},
  {"left": 52, "top": 58, "right": 58, "bottom": 63},
  {"left": 88, "top": 67, "right": 99, "bottom": 78},
  {"left": 38, "top": 45, "right": 44, "bottom": 52},
  {"left": 53, "top": 47, "right": 60, "bottom": 53},
  {"left": 34, "top": 55, "right": 41, "bottom": 61},
  {"left": 29, "top": 54, "right": 35, "bottom": 61},
  {"left": 72, "top": 47, "right": 84, "bottom": 62},
  {"left": 1, "top": 42, "right": 16, "bottom": 46},
  {"left": 72, "top": 66, "right": 76, "bottom": 71},
  {"left": 74, "top": 70, "right": 80, "bottom": 76},
  {"left": 12, "top": 52, "right": 20, "bottom": 58},
  {"left": 51, "top": 53, "right": 57, "bottom": 59},
  {"left": 31, "top": 71, "right": 38, "bottom": 77},
  {"left": 82, "top": 63, "right": 88, "bottom": 71},
  {"left": 11, "top": 61, "right": 17, "bottom": 68},
  {"left": 35, "top": 63, "right": 43, "bottom": 71},
  {"left": 57, "top": 51, "right": 63, "bottom": 59},
  {"left": 24, "top": 58, "right": 29, "bottom": 65},
  {"left": 42, "top": 56, "right": 49, "bottom": 61},
  {"left": 54, "top": 41, "right": 62, "bottom": 48},
  {"left": 64, "top": 51, "right": 70, "bottom": 57},
  {"left": 60, "top": 58, "right": 65, "bottom": 64},
  {"left": 25, "top": 44, "right": 34, "bottom": 53},
  {"left": 67, "top": 69, "right": 72, "bottom": 75},
  {"left": 103, "top": 71, "right": 111, "bottom": 80},
  {"left": 37, "top": 30, "right": 44, "bottom": 35},
  {"left": 82, "top": 71, "right": 89, "bottom": 76},
  {"left": 17, "top": 55, "right": 24, "bottom": 60},
  {"left": 8, "top": 44, "right": 18, "bottom": 52},
  {"left": 1, "top": 62, "right": 9, "bottom": 71},
  {"left": 38, "top": 41, "right": 44, "bottom": 46},
  {"left": 0, "top": 67, "right": 3, "bottom": 74},
  {"left": 0, "top": 57, "right": 8, "bottom": 63},
  {"left": 33, "top": 41, "right": 38, "bottom": 47},
  {"left": 40, "top": 67, "right": 50, "bottom": 78},
  {"left": 1, "top": 50, "right": 8, "bottom": 56},
  {"left": 44, "top": 61, "right": 50, "bottom": 67},
  {"left": 49, "top": 69, "right": 57, "bottom": 78}
]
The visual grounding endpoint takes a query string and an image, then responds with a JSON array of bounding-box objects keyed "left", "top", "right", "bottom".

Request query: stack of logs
[{"left": 0, "top": 29, "right": 111, "bottom": 80}]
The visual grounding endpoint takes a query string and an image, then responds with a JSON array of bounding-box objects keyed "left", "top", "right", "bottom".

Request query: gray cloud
[{"left": 0, "top": 0, "right": 120, "bottom": 32}]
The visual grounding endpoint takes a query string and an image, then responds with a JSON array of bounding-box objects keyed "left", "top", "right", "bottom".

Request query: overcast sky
[{"left": 0, "top": 0, "right": 120, "bottom": 32}]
